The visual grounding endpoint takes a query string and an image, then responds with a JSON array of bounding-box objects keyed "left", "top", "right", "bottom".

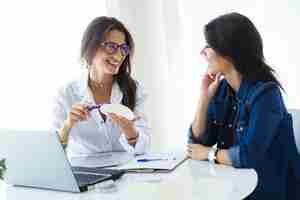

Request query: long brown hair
[
  {"left": 80, "top": 16, "right": 137, "bottom": 110},
  {"left": 204, "top": 12, "right": 283, "bottom": 90}
]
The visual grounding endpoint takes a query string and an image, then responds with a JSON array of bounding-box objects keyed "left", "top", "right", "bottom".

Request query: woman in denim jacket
[{"left": 188, "top": 12, "right": 300, "bottom": 199}]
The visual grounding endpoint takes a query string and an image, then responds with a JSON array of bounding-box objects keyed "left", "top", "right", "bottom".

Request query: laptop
[{"left": 0, "top": 129, "right": 124, "bottom": 192}]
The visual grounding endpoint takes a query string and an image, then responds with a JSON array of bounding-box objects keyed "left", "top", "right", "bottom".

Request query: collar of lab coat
[{"left": 76, "top": 70, "right": 123, "bottom": 104}]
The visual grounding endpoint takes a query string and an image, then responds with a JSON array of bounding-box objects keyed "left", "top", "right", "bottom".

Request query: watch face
[{"left": 208, "top": 148, "right": 217, "bottom": 163}]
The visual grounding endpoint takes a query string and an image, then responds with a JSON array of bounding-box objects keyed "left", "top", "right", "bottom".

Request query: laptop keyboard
[{"left": 73, "top": 173, "right": 109, "bottom": 187}]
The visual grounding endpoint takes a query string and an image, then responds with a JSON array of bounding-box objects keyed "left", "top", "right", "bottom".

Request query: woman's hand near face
[
  {"left": 191, "top": 72, "right": 222, "bottom": 138},
  {"left": 201, "top": 72, "right": 222, "bottom": 101}
]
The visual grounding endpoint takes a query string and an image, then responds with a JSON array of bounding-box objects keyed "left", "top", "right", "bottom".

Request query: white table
[{"left": 0, "top": 159, "right": 257, "bottom": 200}]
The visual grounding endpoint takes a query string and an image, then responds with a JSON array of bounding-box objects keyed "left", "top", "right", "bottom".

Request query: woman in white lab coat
[{"left": 51, "top": 16, "right": 150, "bottom": 158}]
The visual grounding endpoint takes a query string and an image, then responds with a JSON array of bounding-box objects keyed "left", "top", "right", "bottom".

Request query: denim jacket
[{"left": 188, "top": 79, "right": 300, "bottom": 199}]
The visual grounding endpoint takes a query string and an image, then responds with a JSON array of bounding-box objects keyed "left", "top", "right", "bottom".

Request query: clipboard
[{"left": 116, "top": 153, "right": 188, "bottom": 173}]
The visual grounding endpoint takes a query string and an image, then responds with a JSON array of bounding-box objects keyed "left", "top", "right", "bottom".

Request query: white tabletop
[{"left": 0, "top": 159, "right": 257, "bottom": 200}]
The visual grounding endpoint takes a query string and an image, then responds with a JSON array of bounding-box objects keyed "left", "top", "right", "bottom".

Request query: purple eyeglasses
[{"left": 101, "top": 41, "right": 130, "bottom": 57}]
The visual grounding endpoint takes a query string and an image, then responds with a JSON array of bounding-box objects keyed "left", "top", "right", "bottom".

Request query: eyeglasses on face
[{"left": 101, "top": 41, "right": 130, "bottom": 57}]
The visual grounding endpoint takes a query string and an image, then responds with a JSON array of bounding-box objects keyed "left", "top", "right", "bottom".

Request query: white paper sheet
[
  {"left": 68, "top": 152, "right": 134, "bottom": 168},
  {"left": 115, "top": 153, "right": 187, "bottom": 172}
]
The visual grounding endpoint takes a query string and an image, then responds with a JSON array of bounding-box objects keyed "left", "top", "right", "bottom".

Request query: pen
[
  {"left": 137, "top": 158, "right": 173, "bottom": 162},
  {"left": 87, "top": 104, "right": 103, "bottom": 112}
]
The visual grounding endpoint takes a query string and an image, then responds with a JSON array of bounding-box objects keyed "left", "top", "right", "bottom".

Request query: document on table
[
  {"left": 69, "top": 151, "right": 134, "bottom": 168},
  {"left": 114, "top": 153, "right": 188, "bottom": 173}
]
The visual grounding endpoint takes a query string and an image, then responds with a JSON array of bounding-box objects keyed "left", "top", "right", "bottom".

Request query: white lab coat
[{"left": 51, "top": 71, "right": 150, "bottom": 158}]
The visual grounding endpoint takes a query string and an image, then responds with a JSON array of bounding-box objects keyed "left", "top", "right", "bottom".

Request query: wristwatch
[{"left": 208, "top": 147, "right": 219, "bottom": 164}]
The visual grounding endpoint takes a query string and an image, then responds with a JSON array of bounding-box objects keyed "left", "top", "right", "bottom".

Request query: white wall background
[
  {"left": 107, "top": 0, "right": 300, "bottom": 152},
  {"left": 0, "top": 0, "right": 299, "bottom": 152},
  {"left": 0, "top": 0, "right": 106, "bottom": 129},
  {"left": 107, "top": 0, "right": 184, "bottom": 151}
]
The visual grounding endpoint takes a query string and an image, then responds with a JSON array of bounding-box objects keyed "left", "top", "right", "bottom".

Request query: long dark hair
[
  {"left": 80, "top": 16, "right": 137, "bottom": 110},
  {"left": 204, "top": 12, "right": 283, "bottom": 89}
]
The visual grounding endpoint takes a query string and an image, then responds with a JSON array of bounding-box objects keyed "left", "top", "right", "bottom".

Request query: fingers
[
  {"left": 188, "top": 144, "right": 198, "bottom": 147},
  {"left": 203, "top": 71, "right": 214, "bottom": 81},
  {"left": 187, "top": 144, "right": 194, "bottom": 158},
  {"left": 69, "top": 104, "right": 90, "bottom": 122},
  {"left": 186, "top": 144, "right": 208, "bottom": 160},
  {"left": 108, "top": 113, "right": 136, "bottom": 123},
  {"left": 206, "top": 72, "right": 222, "bottom": 82},
  {"left": 108, "top": 113, "right": 121, "bottom": 124},
  {"left": 187, "top": 144, "right": 200, "bottom": 148},
  {"left": 209, "top": 72, "right": 222, "bottom": 90},
  {"left": 202, "top": 73, "right": 213, "bottom": 85},
  {"left": 208, "top": 73, "right": 216, "bottom": 80},
  {"left": 187, "top": 145, "right": 192, "bottom": 155},
  {"left": 108, "top": 113, "right": 137, "bottom": 143},
  {"left": 108, "top": 113, "right": 133, "bottom": 126},
  {"left": 214, "top": 72, "right": 223, "bottom": 83},
  {"left": 70, "top": 110, "right": 87, "bottom": 121},
  {"left": 187, "top": 145, "right": 193, "bottom": 158},
  {"left": 75, "top": 104, "right": 90, "bottom": 115},
  {"left": 132, "top": 116, "right": 141, "bottom": 122},
  {"left": 187, "top": 144, "right": 196, "bottom": 153}
]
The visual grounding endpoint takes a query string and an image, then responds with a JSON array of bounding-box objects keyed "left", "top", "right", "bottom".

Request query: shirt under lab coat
[{"left": 51, "top": 71, "right": 150, "bottom": 158}]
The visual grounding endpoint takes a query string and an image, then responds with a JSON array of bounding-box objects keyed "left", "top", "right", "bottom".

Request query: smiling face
[{"left": 91, "top": 30, "right": 128, "bottom": 77}]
